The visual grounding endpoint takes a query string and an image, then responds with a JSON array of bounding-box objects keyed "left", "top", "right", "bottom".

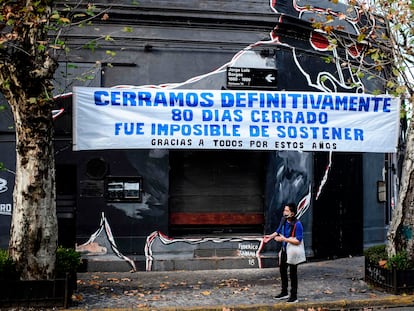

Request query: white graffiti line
[
  {"left": 315, "top": 151, "right": 333, "bottom": 200},
  {"left": 272, "top": 0, "right": 377, "bottom": 36},
  {"left": 271, "top": 0, "right": 372, "bottom": 93},
  {"left": 291, "top": 45, "right": 364, "bottom": 93},
  {"left": 297, "top": 184, "right": 312, "bottom": 219},
  {"left": 52, "top": 108, "right": 65, "bottom": 119},
  {"left": 269, "top": 13, "right": 365, "bottom": 93},
  {"left": 4, "top": 168, "right": 16, "bottom": 175},
  {"left": 114, "top": 39, "right": 284, "bottom": 91},
  {"left": 77, "top": 212, "right": 137, "bottom": 271},
  {"left": 144, "top": 231, "right": 158, "bottom": 271},
  {"left": 0, "top": 178, "right": 8, "bottom": 194}
]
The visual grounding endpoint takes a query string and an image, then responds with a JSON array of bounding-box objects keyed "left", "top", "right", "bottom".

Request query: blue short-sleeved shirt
[{"left": 276, "top": 220, "right": 303, "bottom": 249}]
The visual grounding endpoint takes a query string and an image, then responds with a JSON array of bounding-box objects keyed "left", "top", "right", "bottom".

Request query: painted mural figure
[{"left": 263, "top": 203, "right": 304, "bottom": 303}]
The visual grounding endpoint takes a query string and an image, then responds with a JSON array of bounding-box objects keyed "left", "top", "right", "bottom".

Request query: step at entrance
[{"left": 144, "top": 232, "right": 277, "bottom": 271}]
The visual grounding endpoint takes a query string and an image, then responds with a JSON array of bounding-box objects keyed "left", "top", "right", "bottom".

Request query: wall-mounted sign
[
  {"left": 106, "top": 176, "right": 142, "bottom": 202},
  {"left": 80, "top": 180, "right": 105, "bottom": 197},
  {"left": 227, "top": 67, "right": 277, "bottom": 89}
]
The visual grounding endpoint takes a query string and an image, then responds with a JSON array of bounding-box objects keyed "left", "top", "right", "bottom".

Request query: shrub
[
  {"left": 0, "top": 247, "right": 81, "bottom": 280},
  {"left": 364, "top": 244, "right": 387, "bottom": 265},
  {"left": 0, "top": 249, "right": 19, "bottom": 280},
  {"left": 387, "top": 250, "right": 413, "bottom": 270},
  {"left": 55, "top": 246, "right": 81, "bottom": 276},
  {"left": 364, "top": 245, "right": 414, "bottom": 270}
]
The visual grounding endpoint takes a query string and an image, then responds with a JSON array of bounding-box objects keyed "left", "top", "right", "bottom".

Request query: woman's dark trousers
[{"left": 280, "top": 249, "right": 298, "bottom": 298}]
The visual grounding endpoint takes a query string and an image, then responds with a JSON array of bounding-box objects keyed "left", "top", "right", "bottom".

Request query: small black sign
[
  {"left": 80, "top": 180, "right": 104, "bottom": 197},
  {"left": 227, "top": 67, "right": 277, "bottom": 89}
]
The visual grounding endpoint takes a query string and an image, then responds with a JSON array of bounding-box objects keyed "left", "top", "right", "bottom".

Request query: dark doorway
[
  {"left": 56, "top": 164, "right": 77, "bottom": 248},
  {"left": 312, "top": 152, "right": 363, "bottom": 258},
  {"left": 169, "top": 150, "right": 265, "bottom": 235}
]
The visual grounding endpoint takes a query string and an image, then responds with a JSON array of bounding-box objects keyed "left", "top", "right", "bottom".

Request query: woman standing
[{"left": 263, "top": 202, "right": 304, "bottom": 303}]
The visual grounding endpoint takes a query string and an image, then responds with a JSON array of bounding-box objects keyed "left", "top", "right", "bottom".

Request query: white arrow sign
[{"left": 265, "top": 74, "right": 275, "bottom": 83}]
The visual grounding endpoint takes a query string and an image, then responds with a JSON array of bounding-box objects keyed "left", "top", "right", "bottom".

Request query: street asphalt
[{"left": 67, "top": 256, "right": 414, "bottom": 311}]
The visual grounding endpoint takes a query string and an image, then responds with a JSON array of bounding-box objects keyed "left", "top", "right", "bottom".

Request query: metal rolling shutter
[{"left": 169, "top": 150, "right": 265, "bottom": 234}]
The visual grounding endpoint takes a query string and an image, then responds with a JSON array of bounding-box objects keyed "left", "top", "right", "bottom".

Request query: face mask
[{"left": 283, "top": 213, "right": 293, "bottom": 219}]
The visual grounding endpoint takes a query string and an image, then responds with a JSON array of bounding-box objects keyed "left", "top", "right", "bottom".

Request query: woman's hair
[{"left": 286, "top": 202, "right": 298, "bottom": 219}]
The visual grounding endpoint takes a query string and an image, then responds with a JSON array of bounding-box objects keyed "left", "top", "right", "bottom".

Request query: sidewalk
[{"left": 69, "top": 256, "right": 414, "bottom": 310}]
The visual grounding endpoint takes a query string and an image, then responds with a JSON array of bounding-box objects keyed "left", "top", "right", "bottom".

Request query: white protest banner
[{"left": 73, "top": 87, "right": 399, "bottom": 152}]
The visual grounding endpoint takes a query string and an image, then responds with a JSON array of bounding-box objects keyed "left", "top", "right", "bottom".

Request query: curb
[{"left": 68, "top": 295, "right": 414, "bottom": 311}]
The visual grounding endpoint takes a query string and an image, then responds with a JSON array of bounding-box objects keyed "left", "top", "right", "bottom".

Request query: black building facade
[{"left": 0, "top": 0, "right": 395, "bottom": 270}]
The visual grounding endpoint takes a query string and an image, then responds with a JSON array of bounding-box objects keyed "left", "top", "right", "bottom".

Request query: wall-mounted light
[{"left": 377, "top": 180, "right": 386, "bottom": 203}]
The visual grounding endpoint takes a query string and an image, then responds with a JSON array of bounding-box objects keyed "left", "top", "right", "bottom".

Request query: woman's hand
[
  {"left": 263, "top": 233, "right": 278, "bottom": 243},
  {"left": 263, "top": 235, "right": 272, "bottom": 243},
  {"left": 275, "top": 234, "right": 285, "bottom": 242}
]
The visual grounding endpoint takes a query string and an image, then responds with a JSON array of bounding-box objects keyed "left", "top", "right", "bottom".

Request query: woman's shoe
[
  {"left": 287, "top": 296, "right": 298, "bottom": 303},
  {"left": 274, "top": 292, "right": 289, "bottom": 300}
]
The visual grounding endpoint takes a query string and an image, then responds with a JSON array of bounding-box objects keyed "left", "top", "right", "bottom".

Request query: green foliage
[
  {"left": 387, "top": 251, "right": 414, "bottom": 270},
  {"left": 364, "top": 245, "right": 414, "bottom": 270},
  {"left": 311, "top": 0, "right": 413, "bottom": 100},
  {"left": 83, "top": 40, "right": 99, "bottom": 52},
  {"left": 364, "top": 244, "right": 387, "bottom": 264},
  {"left": 0, "top": 247, "right": 81, "bottom": 280},
  {"left": 0, "top": 249, "right": 19, "bottom": 280},
  {"left": 55, "top": 246, "right": 81, "bottom": 276},
  {"left": 123, "top": 26, "right": 133, "bottom": 33},
  {"left": 85, "top": 4, "right": 97, "bottom": 17}
]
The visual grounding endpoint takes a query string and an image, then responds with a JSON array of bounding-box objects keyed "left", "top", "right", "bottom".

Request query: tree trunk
[
  {"left": 7, "top": 90, "right": 58, "bottom": 280},
  {"left": 0, "top": 0, "right": 58, "bottom": 280},
  {"left": 387, "top": 116, "right": 414, "bottom": 262}
]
